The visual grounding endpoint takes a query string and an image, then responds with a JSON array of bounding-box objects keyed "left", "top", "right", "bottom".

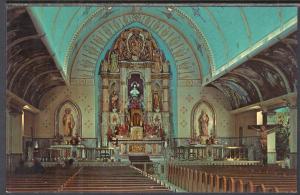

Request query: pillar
[
  {"left": 288, "top": 105, "right": 297, "bottom": 168},
  {"left": 101, "top": 76, "right": 110, "bottom": 146},
  {"left": 6, "top": 103, "right": 23, "bottom": 172},
  {"left": 144, "top": 67, "right": 152, "bottom": 112},
  {"left": 267, "top": 132, "right": 276, "bottom": 164},
  {"left": 162, "top": 77, "right": 170, "bottom": 137}
]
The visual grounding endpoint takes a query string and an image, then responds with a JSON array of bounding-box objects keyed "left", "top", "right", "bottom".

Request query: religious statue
[
  {"left": 130, "top": 84, "right": 140, "bottom": 98},
  {"left": 110, "top": 50, "right": 119, "bottom": 72},
  {"left": 62, "top": 108, "right": 75, "bottom": 136},
  {"left": 101, "top": 60, "right": 109, "bottom": 72},
  {"left": 111, "top": 90, "right": 119, "bottom": 111},
  {"left": 153, "top": 92, "right": 160, "bottom": 111},
  {"left": 248, "top": 124, "right": 280, "bottom": 164},
  {"left": 128, "top": 32, "right": 143, "bottom": 60},
  {"left": 162, "top": 61, "right": 170, "bottom": 73},
  {"left": 259, "top": 126, "right": 268, "bottom": 149},
  {"left": 198, "top": 111, "right": 209, "bottom": 137},
  {"left": 142, "top": 33, "right": 154, "bottom": 60},
  {"left": 153, "top": 49, "right": 162, "bottom": 73},
  {"left": 114, "top": 33, "right": 128, "bottom": 60}
]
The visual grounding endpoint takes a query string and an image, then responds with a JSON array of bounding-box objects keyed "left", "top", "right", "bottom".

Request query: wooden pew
[{"left": 168, "top": 164, "right": 296, "bottom": 193}]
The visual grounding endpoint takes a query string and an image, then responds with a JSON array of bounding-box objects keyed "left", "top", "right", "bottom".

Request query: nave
[
  {"left": 7, "top": 162, "right": 296, "bottom": 193},
  {"left": 7, "top": 165, "right": 170, "bottom": 193},
  {"left": 5, "top": 5, "right": 298, "bottom": 194}
]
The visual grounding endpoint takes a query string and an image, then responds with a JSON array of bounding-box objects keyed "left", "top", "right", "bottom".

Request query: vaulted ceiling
[
  {"left": 7, "top": 7, "right": 65, "bottom": 108},
  {"left": 28, "top": 6, "right": 297, "bottom": 83},
  {"left": 6, "top": 6, "right": 298, "bottom": 110}
]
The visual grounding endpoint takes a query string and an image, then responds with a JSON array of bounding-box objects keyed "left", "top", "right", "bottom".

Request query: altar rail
[
  {"left": 173, "top": 136, "right": 261, "bottom": 161},
  {"left": 109, "top": 139, "right": 165, "bottom": 156},
  {"left": 23, "top": 138, "right": 164, "bottom": 161}
]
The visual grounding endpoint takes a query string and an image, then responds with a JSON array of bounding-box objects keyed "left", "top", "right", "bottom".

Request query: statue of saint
[
  {"left": 153, "top": 49, "right": 162, "bottom": 73},
  {"left": 198, "top": 111, "right": 209, "bottom": 136},
  {"left": 111, "top": 90, "right": 119, "bottom": 110},
  {"left": 130, "top": 84, "right": 140, "bottom": 98},
  {"left": 153, "top": 92, "right": 160, "bottom": 111},
  {"left": 110, "top": 50, "right": 119, "bottom": 72},
  {"left": 63, "top": 108, "right": 75, "bottom": 136}
]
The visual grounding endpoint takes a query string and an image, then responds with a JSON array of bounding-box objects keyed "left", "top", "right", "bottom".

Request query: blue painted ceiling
[{"left": 27, "top": 6, "right": 297, "bottom": 82}]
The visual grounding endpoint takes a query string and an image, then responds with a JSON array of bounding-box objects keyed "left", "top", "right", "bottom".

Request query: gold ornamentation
[{"left": 129, "top": 144, "right": 145, "bottom": 153}]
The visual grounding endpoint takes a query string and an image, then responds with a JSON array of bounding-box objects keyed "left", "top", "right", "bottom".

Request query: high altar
[{"left": 99, "top": 28, "right": 171, "bottom": 154}]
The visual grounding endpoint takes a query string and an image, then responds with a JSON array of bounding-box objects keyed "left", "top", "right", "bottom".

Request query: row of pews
[
  {"left": 6, "top": 167, "right": 79, "bottom": 192},
  {"left": 7, "top": 166, "right": 170, "bottom": 193},
  {"left": 168, "top": 164, "right": 297, "bottom": 193},
  {"left": 62, "top": 166, "right": 169, "bottom": 192}
]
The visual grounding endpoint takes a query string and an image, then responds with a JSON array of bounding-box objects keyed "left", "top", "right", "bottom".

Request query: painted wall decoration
[
  {"left": 191, "top": 100, "right": 216, "bottom": 139},
  {"left": 210, "top": 33, "right": 296, "bottom": 110},
  {"left": 55, "top": 100, "right": 82, "bottom": 137},
  {"left": 226, "top": 73, "right": 260, "bottom": 103},
  {"left": 211, "top": 80, "right": 251, "bottom": 110}
]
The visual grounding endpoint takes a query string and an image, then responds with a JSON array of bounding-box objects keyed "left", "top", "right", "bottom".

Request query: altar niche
[{"left": 100, "top": 28, "right": 171, "bottom": 153}]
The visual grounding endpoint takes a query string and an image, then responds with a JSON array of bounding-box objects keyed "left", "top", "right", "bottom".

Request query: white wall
[
  {"left": 234, "top": 110, "right": 258, "bottom": 137},
  {"left": 36, "top": 85, "right": 96, "bottom": 138},
  {"left": 177, "top": 85, "right": 235, "bottom": 138}
]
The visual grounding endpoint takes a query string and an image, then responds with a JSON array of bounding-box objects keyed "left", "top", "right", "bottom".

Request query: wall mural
[
  {"left": 191, "top": 100, "right": 215, "bottom": 140},
  {"left": 210, "top": 32, "right": 296, "bottom": 110},
  {"left": 55, "top": 100, "right": 82, "bottom": 138},
  {"left": 226, "top": 73, "right": 260, "bottom": 103},
  {"left": 7, "top": 8, "right": 65, "bottom": 108}
]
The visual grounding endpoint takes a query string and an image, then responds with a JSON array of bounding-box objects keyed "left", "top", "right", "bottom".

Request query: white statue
[{"left": 130, "top": 84, "right": 140, "bottom": 98}]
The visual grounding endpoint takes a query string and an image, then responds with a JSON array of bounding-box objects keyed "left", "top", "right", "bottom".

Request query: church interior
[{"left": 6, "top": 5, "right": 298, "bottom": 193}]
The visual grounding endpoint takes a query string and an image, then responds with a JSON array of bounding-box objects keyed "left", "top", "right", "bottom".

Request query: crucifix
[{"left": 247, "top": 110, "right": 282, "bottom": 164}]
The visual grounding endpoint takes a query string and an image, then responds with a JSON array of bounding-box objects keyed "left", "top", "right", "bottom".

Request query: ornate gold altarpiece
[{"left": 99, "top": 28, "right": 170, "bottom": 155}]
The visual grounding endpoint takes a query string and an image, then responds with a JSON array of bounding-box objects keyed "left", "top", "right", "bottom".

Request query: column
[
  {"left": 288, "top": 105, "right": 297, "bottom": 168},
  {"left": 101, "top": 76, "right": 109, "bottom": 147},
  {"left": 267, "top": 132, "right": 276, "bottom": 164},
  {"left": 7, "top": 103, "right": 23, "bottom": 172},
  {"left": 120, "top": 67, "right": 127, "bottom": 115},
  {"left": 144, "top": 67, "right": 152, "bottom": 112},
  {"left": 262, "top": 108, "right": 276, "bottom": 165},
  {"left": 162, "top": 77, "right": 170, "bottom": 137}
]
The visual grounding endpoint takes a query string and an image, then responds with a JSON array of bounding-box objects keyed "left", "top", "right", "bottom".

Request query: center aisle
[{"left": 62, "top": 166, "right": 171, "bottom": 192}]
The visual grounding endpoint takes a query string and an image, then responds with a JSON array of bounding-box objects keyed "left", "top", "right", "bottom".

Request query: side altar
[{"left": 99, "top": 28, "right": 171, "bottom": 153}]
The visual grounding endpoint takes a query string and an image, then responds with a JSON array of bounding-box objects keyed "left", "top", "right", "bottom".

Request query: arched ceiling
[
  {"left": 209, "top": 32, "right": 297, "bottom": 110},
  {"left": 27, "top": 6, "right": 297, "bottom": 83},
  {"left": 7, "top": 7, "right": 65, "bottom": 108}
]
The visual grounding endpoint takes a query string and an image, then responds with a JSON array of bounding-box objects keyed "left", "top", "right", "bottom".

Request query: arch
[
  {"left": 191, "top": 100, "right": 216, "bottom": 139},
  {"left": 8, "top": 55, "right": 52, "bottom": 89},
  {"left": 54, "top": 100, "right": 82, "bottom": 137},
  {"left": 23, "top": 70, "right": 60, "bottom": 99},
  {"left": 229, "top": 72, "right": 263, "bottom": 102},
  {"left": 251, "top": 57, "right": 292, "bottom": 93},
  {"left": 7, "top": 34, "right": 43, "bottom": 50},
  {"left": 68, "top": 13, "right": 202, "bottom": 82}
]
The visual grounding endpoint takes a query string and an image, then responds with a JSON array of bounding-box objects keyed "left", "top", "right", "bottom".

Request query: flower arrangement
[
  {"left": 118, "top": 124, "right": 129, "bottom": 136},
  {"left": 107, "top": 127, "right": 113, "bottom": 142},
  {"left": 54, "top": 133, "right": 63, "bottom": 144},
  {"left": 70, "top": 134, "right": 81, "bottom": 145}
]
